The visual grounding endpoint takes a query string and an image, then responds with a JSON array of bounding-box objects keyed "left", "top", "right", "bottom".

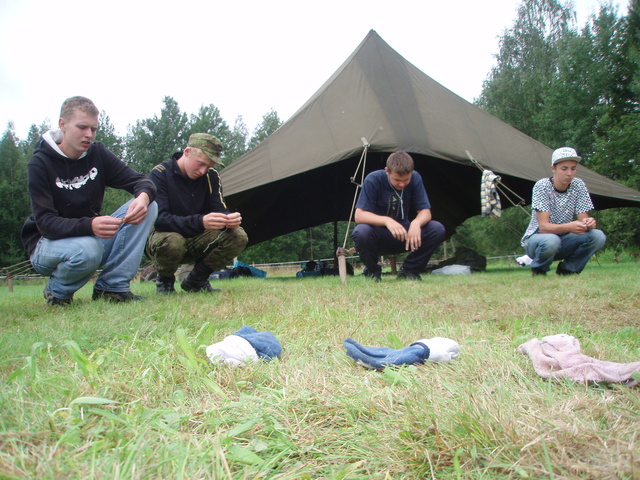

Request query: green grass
[{"left": 1, "top": 257, "right": 639, "bottom": 479}]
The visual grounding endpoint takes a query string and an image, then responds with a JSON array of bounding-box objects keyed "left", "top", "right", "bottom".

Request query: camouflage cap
[{"left": 187, "top": 133, "right": 223, "bottom": 165}]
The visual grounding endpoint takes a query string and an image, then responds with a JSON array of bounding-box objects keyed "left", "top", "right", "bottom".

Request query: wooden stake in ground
[{"left": 336, "top": 247, "right": 348, "bottom": 284}]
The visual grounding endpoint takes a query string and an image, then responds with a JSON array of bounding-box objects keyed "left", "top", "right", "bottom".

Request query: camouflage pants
[{"left": 146, "top": 228, "right": 248, "bottom": 277}]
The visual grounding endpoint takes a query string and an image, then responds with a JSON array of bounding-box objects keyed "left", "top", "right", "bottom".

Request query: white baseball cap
[{"left": 552, "top": 147, "right": 582, "bottom": 166}]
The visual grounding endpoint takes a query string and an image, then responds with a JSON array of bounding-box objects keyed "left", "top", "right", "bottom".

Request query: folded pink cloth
[{"left": 518, "top": 334, "right": 640, "bottom": 386}]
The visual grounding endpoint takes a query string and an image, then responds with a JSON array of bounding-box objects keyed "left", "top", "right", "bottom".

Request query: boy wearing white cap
[{"left": 521, "top": 147, "right": 606, "bottom": 276}]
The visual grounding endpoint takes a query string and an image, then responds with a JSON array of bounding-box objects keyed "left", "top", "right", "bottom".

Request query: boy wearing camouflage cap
[{"left": 146, "top": 133, "right": 248, "bottom": 293}]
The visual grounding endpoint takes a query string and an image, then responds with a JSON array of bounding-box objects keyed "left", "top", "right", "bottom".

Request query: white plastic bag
[{"left": 431, "top": 264, "right": 471, "bottom": 275}]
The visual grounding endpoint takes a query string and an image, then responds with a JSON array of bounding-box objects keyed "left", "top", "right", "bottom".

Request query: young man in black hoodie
[
  {"left": 145, "top": 133, "right": 248, "bottom": 294},
  {"left": 21, "top": 96, "right": 158, "bottom": 306}
]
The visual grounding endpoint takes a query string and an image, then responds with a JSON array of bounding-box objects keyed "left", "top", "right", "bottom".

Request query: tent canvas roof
[{"left": 221, "top": 29, "right": 640, "bottom": 246}]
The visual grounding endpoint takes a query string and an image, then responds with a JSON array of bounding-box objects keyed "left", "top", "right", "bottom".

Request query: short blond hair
[{"left": 60, "top": 96, "right": 99, "bottom": 120}]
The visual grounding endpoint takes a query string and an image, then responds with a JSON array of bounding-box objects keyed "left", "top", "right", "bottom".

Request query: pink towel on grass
[{"left": 518, "top": 334, "right": 640, "bottom": 386}]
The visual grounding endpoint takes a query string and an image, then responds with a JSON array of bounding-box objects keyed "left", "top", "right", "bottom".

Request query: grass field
[{"left": 1, "top": 255, "right": 639, "bottom": 479}]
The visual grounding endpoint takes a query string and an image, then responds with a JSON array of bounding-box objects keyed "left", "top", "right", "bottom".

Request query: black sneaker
[
  {"left": 180, "top": 278, "right": 221, "bottom": 293},
  {"left": 43, "top": 284, "right": 72, "bottom": 307},
  {"left": 156, "top": 275, "right": 176, "bottom": 295},
  {"left": 556, "top": 262, "right": 578, "bottom": 276},
  {"left": 92, "top": 288, "right": 145, "bottom": 302},
  {"left": 531, "top": 268, "right": 547, "bottom": 276},
  {"left": 397, "top": 269, "right": 422, "bottom": 281},
  {"left": 363, "top": 268, "right": 382, "bottom": 282}
]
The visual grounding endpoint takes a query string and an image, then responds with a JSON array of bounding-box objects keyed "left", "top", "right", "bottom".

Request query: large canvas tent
[{"left": 221, "top": 30, "right": 640, "bottom": 246}]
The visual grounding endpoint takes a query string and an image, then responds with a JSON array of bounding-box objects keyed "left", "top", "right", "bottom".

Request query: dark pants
[
  {"left": 352, "top": 221, "right": 446, "bottom": 274},
  {"left": 146, "top": 228, "right": 248, "bottom": 277}
]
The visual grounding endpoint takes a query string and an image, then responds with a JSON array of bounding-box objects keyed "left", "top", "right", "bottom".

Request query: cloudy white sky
[{"left": 0, "top": 0, "right": 629, "bottom": 140}]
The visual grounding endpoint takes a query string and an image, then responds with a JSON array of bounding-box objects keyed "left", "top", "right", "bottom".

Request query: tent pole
[
  {"left": 338, "top": 138, "right": 370, "bottom": 284},
  {"left": 333, "top": 221, "right": 338, "bottom": 263}
]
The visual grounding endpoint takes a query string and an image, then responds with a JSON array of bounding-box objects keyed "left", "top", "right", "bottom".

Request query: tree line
[
  {"left": 1, "top": 0, "right": 639, "bottom": 268},
  {"left": 465, "top": 0, "right": 640, "bottom": 256}
]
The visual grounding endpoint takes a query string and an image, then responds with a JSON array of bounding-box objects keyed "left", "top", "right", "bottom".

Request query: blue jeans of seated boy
[
  {"left": 352, "top": 220, "right": 446, "bottom": 275},
  {"left": 30, "top": 200, "right": 158, "bottom": 300},
  {"left": 524, "top": 229, "right": 606, "bottom": 274}
]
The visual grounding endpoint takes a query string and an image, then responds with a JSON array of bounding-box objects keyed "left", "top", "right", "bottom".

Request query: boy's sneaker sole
[
  {"left": 43, "top": 284, "right": 72, "bottom": 307},
  {"left": 92, "top": 289, "right": 145, "bottom": 303}
]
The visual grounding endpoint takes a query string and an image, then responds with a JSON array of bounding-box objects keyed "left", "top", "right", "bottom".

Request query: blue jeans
[
  {"left": 30, "top": 200, "right": 158, "bottom": 300},
  {"left": 352, "top": 220, "right": 446, "bottom": 274},
  {"left": 524, "top": 229, "right": 606, "bottom": 273}
]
